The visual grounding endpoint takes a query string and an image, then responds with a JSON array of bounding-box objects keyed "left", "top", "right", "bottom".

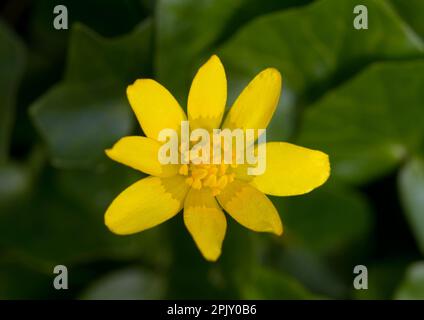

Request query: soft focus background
[{"left": 0, "top": 0, "right": 423, "bottom": 299}]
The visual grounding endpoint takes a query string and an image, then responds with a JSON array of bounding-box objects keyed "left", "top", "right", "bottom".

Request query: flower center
[
  {"left": 176, "top": 137, "right": 240, "bottom": 196},
  {"left": 179, "top": 162, "right": 236, "bottom": 196}
]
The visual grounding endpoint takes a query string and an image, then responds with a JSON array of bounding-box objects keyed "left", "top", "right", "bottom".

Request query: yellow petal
[
  {"left": 105, "top": 136, "right": 178, "bottom": 177},
  {"left": 222, "top": 68, "right": 281, "bottom": 131},
  {"left": 231, "top": 163, "right": 253, "bottom": 182},
  {"left": 251, "top": 142, "right": 330, "bottom": 196},
  {"left": 105, "top": 175, "right": 188, "bottom": 235},
  {"left": 188, "top": 55, "right": 227, "bottom": 131},
  {"left": 217, "top": 180, "right": 282, "bottom": 235},
  {"left": 184, "top": 188, "right": 227, "bottom": 261},
  {"left": 127, "top": 79, "right": 187, "bottom": 140}
]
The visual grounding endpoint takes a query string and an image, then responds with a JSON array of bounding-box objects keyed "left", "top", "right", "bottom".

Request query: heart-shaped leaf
[
  {"left": 30, "top": 21, "right": 152, "bottom": 168},
  {"left": 65, "top": 21, "right": 152, "bottom": 83},
  {"left": 218, "top": 0, "right": 423, "bottom": 141},
  {"left": 298, "top": 60, "right": 424, "bottom": 184},
  {"left": 30, "top": 80, "right": 133, "bottom": 167}
]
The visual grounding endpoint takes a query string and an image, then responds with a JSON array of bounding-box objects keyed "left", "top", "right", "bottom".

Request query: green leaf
[
  {"left": 30, "top": 80, "right": 133, "bottom": 167},
  {"left": 155, "top": 0, "right": 315, "bottom": 99},
  {"left": 298, "top": 60, "right": 424, "bottom": 184},
  {"left": 0, "top": 167, "right": 170, "bottom": 267},
  {"left": 273, "top": 181, "right": 372, "bottom": 255},
  {"left": 0, "top": 21, "right": 26, "bottom": 163},
  {"left": 399, "top": 157, "right": 424, "bottom": 254},
  {"left": 389, "top": 0, "right": 424, "bottom": 40},
  {"left": 276, "top": 248, "right": 347, "bottom": 298},
  {"left": 65, "top": 21, "right": 152, "bottom": 83},
  {"left": 218, "top": 0, "right": 423, "bottom": 140},
  {"left": 29, "top": 21, "right": 152, "bottom": 168},
  {"left": 395, "top": 261, "right": 424, "bottom": 299},
  {"left": 55, "top": 162, "right": 144, "bottom": 213},
  {"left": 156, "top": 0, "right": 246, "bottom": 99},
  {"left": 0, "top": 259, "right": 52, "bottom": 299},
  {"left": 241, "top": 266, "right": 315, "bottom": 299},
  {"left": 80, "top": 267, "right": 165, "bottom": 300},
  {"left": 29, "top": 0, "right": 149, "bottom": 57}
]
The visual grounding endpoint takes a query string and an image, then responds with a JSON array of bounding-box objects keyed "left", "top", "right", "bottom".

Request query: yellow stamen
[
  {"left": 203, "top": 174, "right": 217, "bottom": 187},
  {"left": 185, "top": 177, "right": 194, "bottom": 186},
  {"left": 192, "top": 178, "right": 202, "bottom": 190},
  {"left": 208, "top": 166, "right": 218, "bottom": 175},
  {"left": 179, "top": 164, "right": 189, "bottom": 176},
  {"left": 212, "top": 188, "right": 221, "bottom": 196},
  {"left": 192, "top": 168, "right": 208, "bottom": 180},
  {"left": 216, "top": 175, "right": 228, "bottom": 189},
  {"left": 180, "top": 143, "right": 236, "bottom": 195},
  {"left": 219, "top": 163, "right": 228, "bottom": 176}
]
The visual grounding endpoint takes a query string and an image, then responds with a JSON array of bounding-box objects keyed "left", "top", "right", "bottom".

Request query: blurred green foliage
[
  {"left": 0, "top": 0, "right": 423, "bottom": 299},
  {"left": 395, "top": 262, "right": 424, "bottom": 299}
]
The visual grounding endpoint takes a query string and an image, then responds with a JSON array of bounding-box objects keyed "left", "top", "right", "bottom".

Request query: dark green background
[{"left": 0, "top": 0, "right": 424, "bottom": 299}]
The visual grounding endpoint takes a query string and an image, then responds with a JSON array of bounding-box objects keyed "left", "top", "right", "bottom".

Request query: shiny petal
[
  {"left": 222, "top": 68, "right": 281, "bottom": 131},
  {"left": 188, "top": 55, "right": 227, "bottom": 131},
  {"left": 106, "top": 136, "right": 178, "bottom": 177},
  {"left": 184, "top": 188, "right": 227, "bottom": 261},
  {"left": 127, "top": 79, "right": 186, "bottom": 140},
  {"left": 251, "top": 142, "right": 330, "bottom": 196},
  {"left": 105, "top": 175, "right": 188, "bottom": 235},
  {"left": 217, "top": 180, "right": 282, "bottom": 235}
]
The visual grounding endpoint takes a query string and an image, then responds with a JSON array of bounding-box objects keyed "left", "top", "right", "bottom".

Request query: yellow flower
[{"left": 104, "top": 55, "right": 330, "bottom": 261}]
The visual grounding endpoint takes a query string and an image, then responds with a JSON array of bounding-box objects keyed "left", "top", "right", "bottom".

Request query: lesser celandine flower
[{"left": 105, "top": 55, "right": 330, "bottom": 261}]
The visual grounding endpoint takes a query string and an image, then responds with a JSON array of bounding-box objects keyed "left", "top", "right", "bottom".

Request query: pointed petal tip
[
  {"left": 205, "top": 54, "right": 225, "bottom": 71},
  {"left": 104, "top": 211, "right": 126, "bottom": 236},
  {"left": 269, "top": 214, "right": 283, "bottom": 236},
  {"left": 126, "top": 78, "right": 154, "bottom": 92},
  {"left": 203, "top": 251, "right": 221, "bottom": 262},
  {"left": 126, "top": 81, "right": 136, "bottom": 92},
  {"left": 323, "top": 152, "right": 331, "bottom": 179},
  {"left": 263, "top": 67, "right": 282, "bottom": 83},
  {"left": 209, "top": 54, "right": 221, "bottom": 62},
  {"left": 104, "top": 148, "right": 116, "bottom": 161},
  {"left": 314, "top": 150, "right": 331, "bottom": 187},
  {"left": 274, "top": 224, "right": 283, "bottom": 236}
]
